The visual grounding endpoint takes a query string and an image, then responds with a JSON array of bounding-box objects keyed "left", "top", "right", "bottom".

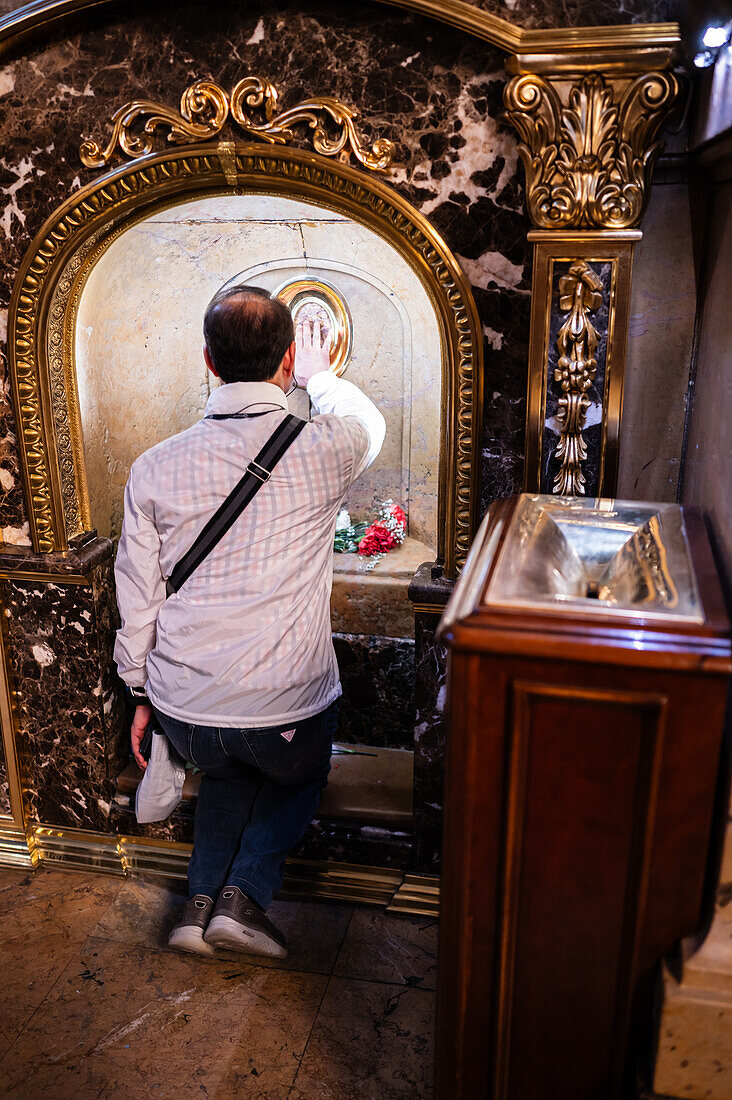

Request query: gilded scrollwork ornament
[
  {"left": 502, "top": 71, "right": 680, "bottom": 229},
  {"left": 229, "top": 77, "right": 394, "bottom": 170},
  {"left": 79, "top": 80, "right": 230, "bottom": 168},
  {"left": 552, "top": 260, "right": 603, "bottom": 496},
  {"left": 80, "top": 76, "right": 395, "bottom": 172}
]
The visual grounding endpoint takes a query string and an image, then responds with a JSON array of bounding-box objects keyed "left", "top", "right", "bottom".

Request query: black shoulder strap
[{"left": 166, "top": 413, "right": 306, "bottom": 597}]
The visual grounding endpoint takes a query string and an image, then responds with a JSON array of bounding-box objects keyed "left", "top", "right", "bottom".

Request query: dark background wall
[{"left": 681, "top": 49, "right": 732, "bottom": 598}]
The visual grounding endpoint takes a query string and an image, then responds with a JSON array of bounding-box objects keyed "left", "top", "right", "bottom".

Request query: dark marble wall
[
  {"left": 412, "top": 612, "right": 448, "bottom": 872},
  {"left": 0, "top": 0, "right": 533, "bottom": 541},
  {"left": 0, "top": 0, "right": 689, "bottom": 28},
  {"left": 471, "top": 0, "right": 684, "bottom": 25},
  {"left": 333, "top": 633, "right": 414, "bottom": 750},
  {"left": 1, "top": 554, "right": 126, "bottom": 830},
  {"left": 408, "top": 563, "right": 454, "bottom": 871}
]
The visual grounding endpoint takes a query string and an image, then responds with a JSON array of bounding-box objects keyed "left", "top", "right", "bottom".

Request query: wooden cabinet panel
[
  {"left": 502, "top": 683, "right": 666, "bottom": 1099},
  {"left": 436, "top": 497, "right": 732, "bottom": 1100}
]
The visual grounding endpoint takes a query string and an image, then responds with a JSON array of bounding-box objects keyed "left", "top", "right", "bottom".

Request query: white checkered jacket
[{"left": 113, "top": 372, "right": 385, "bottom": 727}]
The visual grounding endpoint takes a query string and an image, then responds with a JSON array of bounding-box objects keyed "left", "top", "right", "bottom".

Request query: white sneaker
[
  {"left": 204, "top": 886, "right": 288, "bottom": 958},
  {"left": 167, "top": 894, "right": 216, "bottom": 957}
]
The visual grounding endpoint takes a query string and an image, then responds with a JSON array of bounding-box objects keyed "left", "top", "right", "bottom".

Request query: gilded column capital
[{"left": 502, "top": 69, "right": 681, "bottom": 230}]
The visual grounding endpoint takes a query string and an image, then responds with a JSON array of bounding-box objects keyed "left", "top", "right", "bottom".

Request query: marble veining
[
  {"left": 0, "top": 0, "right": 686, "bottom": 25},
  {"left": 333, "top": 632, "right": 415, "bottom": 749},
  {"left": 0, "top": 0, "right": 534, "bottom": 543},
  {"left": 2, "top": 558, "right": 123, "bottom": 830},
  {"left": 412, "top": 613, "right": 448, "bottom": 872},
  {"left": 471, "top": 0, "right": 683, "bottom": 24},
  {"left": 0, "top": 865, "right": 437, "bottom": 1099}
]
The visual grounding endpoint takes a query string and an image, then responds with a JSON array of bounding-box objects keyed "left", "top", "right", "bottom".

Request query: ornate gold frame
[
  {"left": 8, "top": 142, "right": 483, "bottom": 577},
  {"left": 0, "top": 1, "right": 681, "bottom": 61}
]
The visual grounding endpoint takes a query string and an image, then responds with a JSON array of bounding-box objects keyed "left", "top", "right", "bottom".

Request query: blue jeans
[{"left": 153, "top": 702, "right": 336, "bottom": 908}]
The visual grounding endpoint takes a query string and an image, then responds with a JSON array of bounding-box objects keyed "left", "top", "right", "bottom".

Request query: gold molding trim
[
  {"left": 80, "top": 76, "right": 395, "bottom": 172},
  {"left": 0, "top": 1, "right": 681, "bottom": 62},
  {"left": 412, "top": 602, "right": 448, "bottom": 616},
  {"left": 0, "top": 569, "right": 91, "bottom": 584},
  {"left": 8, "top": 143, "right": 482, "bottom": 576},
  {"left": 503, "top": 71, "right": 681, "bottom": 230},
  {"left": 387, "top": 872, "right": 440, "bottom": 917},
  {"left": 552, "top": 260, "right": 603, "bottom": 495},
  {"left": 7, "top": 824, "right": 441, "bottom": 914},
  {"left": 216, "top": 140, "right": 238, "bottom": 187},
  {"left": 0, "top": 820, "right": 36, "bottom": 869}
]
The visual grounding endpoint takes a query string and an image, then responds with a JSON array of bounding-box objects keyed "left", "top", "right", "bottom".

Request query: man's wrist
[
  {"left": 305, "top": 370, "right": 336, "bottom": 397},
  {"left": 128, "top": 686, "right": 151, "bottom": 707}
]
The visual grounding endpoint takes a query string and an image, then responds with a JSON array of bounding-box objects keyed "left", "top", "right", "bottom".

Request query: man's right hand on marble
[{"left": 294, "top": 319, "right": 332, "bottom": 386}]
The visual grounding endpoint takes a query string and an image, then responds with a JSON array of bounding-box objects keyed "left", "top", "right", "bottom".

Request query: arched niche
[{"left": 8, "top": 143, "right": 483, "bottom": 577}]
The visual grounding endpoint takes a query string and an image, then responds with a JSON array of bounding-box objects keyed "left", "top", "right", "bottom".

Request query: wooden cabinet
[{"left": 436, "top": 496, "right": 732, "bottom": 1100}]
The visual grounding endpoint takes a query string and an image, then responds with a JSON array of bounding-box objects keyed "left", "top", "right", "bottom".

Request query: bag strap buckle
[{"left": 247, "top": 460, "right": 271, "bottom": 483}]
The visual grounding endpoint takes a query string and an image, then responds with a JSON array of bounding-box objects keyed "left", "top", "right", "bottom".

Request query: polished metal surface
[
  {"left": 273, "top": 278, "right": 353, "bottom": 376},
  {"left": 1, "top": 825, "right": 440, "bottom": 915},
  {"left": 486, "top": 494, "right": 703, "bottom": 622}
]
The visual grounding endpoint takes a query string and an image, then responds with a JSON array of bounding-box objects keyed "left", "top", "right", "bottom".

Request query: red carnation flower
[{"left": 358, "top": 520, "right": 398, "bottom": 556}]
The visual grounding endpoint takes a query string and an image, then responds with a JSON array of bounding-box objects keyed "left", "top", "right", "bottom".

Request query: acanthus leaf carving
[{"left": 503, "top": 71, "right": 680, "bottom": 230}]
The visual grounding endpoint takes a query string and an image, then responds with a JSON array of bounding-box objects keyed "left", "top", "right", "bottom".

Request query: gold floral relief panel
[
  {"left": 524, "top": 233, "right": 639, "bottom": 500},
  {"left": 542, "top": 258, "right": 612, "bottom": 497}
]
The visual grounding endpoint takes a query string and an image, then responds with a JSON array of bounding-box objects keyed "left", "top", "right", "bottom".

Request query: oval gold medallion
[{"left": 273, "top": 278, "right": 353, "bottom": 376}]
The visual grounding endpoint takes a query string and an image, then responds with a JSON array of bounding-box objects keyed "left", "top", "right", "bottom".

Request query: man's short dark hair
[{"left": 203, "top": 285, "right": 295, "bottom": 383}]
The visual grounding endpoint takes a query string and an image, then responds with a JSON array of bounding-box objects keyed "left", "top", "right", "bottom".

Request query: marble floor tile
[
  {"left": 1, "top": 938, "right": 327, "bottom": 1098},
  {"left": 0, "top": 867, "right": 122, "bottom": 1044},
  {"left": 291, "top": 976, "right": 435, "bottom": 1099},
  {"left": 334, "top": 909, "right": 438, "bottom": 989},
  {"left": 0, "top": 866, "right": 120, "bottom": 944},
  {"left": 0, "top": 929, "right": 80, "bottom": 1043},
  {"left": 0, "top": 1027, "right": 12, "bottom": 1059},
  {"left": 227, "top": 898, "right": 353, "bottom": 975},
  {"left": 90, "top": 876, "right": 188, "bottom": 949},
  {"left": 0, "top": 867, "right": 36, "bottom": 897},
  {"left": 92, "top": 877, "right": 353, "bottom": 975}
]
